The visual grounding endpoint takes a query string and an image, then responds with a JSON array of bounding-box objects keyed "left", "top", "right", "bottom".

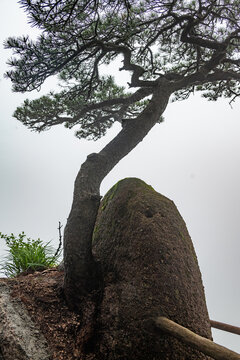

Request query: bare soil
[{"left": 4, "top": 269, "right": 83, "bottom": 360}]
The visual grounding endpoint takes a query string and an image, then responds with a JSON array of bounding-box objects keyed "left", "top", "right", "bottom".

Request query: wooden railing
[
  {"left": 210, "top": 320, "right": 240, "bottom": 336},
  {"left": 155, "top": 317, "right": 240, "bottom": 360}
]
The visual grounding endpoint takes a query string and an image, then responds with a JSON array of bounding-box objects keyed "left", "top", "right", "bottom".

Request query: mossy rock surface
[{"left": 92, "top": 178, "right": 211, "bottom": 360}]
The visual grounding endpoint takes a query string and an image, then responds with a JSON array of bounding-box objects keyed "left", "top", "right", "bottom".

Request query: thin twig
[{"left": 54, "top": 221, "right": 63, "bottom": 258}]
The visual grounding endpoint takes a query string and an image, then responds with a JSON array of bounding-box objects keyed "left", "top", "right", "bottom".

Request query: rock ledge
[{"left": 0, "top": 281, "right": 50, "bottom": 360}]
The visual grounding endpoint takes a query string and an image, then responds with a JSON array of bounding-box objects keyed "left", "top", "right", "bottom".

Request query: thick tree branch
[
  {"left": 173, "top": 70, "right": 240, "bottom": 91},
  {"left": 205, "top": 70, "right": 240, "bottom": 82},
  {"left": 71, "top": 87, "right": 154, "bottom": 123},
  {"left": 201, "top": 49, "right": 227, "bottom": 73},
  {"left": 180, "top": 13, "right": 227, "bottom": 51},
  {"left": 96, "top": 41, "right": 157, "bottom": 88},
  {"left": 222, "top": 58, "right": 240, "bottom": 66},
  {"left": 181, "top": 30, "right": 225, "bottom": 50}
]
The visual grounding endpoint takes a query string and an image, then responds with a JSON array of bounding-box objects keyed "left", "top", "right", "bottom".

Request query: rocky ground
[
  {"left": 0, "top": 178, "right": 213, "bottom": 360},
  {"left": 0, "top": 268, "right": 83, "bottom": 360}
]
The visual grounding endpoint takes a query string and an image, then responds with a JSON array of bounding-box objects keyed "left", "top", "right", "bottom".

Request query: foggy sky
[{"left": 1, "top": 0, "right": 240, "bottom": 353}]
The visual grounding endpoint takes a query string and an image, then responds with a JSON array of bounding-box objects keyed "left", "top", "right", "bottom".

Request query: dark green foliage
[
  {"left": 4, "top": 0, "right": 240, "bottom": 139},
  {"left": 0, "top": 232, "right": 61, "bottom": 277}
]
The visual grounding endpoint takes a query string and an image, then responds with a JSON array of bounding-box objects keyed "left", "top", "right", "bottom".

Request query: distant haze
[{"left": 0, "top": 0, "right": 240, "bottom": 353}]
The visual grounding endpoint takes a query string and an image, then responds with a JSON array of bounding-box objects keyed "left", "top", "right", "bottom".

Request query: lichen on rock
[{"left": 92, "top": 177, "right": 212, "bottom": 359}]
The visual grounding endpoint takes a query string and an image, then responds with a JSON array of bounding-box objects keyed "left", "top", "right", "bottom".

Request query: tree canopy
[{"left": 5, "top": 0, "right": 240, "bottom": 140}]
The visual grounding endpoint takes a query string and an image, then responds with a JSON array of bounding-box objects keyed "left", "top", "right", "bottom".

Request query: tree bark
[{"left": 63, "top": 79, "right": 172, "bottom": 309}]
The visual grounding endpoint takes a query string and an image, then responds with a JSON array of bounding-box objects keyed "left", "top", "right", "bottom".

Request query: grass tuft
[{"left": 0, "top": 231, "right": 61, "bottom": 277}]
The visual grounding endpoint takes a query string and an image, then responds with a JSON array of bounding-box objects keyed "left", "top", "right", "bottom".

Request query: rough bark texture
[
  {"left": 92, "top": 178, "right": 212, "bottom": 359},
  {"left": 63, "top": 81, "right": 172, "bottom": 309}
]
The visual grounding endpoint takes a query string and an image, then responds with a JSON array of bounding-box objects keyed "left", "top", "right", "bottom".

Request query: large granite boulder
[{"left": 92, "top": 178, "right": 212, "bottom": 359}]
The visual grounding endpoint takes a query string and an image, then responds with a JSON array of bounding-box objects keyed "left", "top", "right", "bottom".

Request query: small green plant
[{"left": 0, "top": 231, "right": 61, "bottom": 277}]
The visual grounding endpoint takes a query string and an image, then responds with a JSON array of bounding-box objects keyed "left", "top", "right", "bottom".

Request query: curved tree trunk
[{"left": 63, "top": 80, "right": 172, "bottom": 309}]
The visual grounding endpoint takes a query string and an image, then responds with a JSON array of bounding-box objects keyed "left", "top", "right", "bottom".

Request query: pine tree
[{"left": 5, "top": 0, "right": 240, "bottom": 309}]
